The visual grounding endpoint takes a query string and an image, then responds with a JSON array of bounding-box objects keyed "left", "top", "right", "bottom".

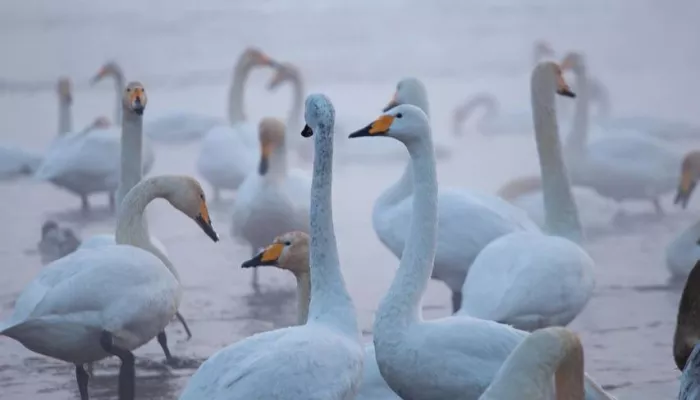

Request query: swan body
[
  {"left": 375, "top": 78, "right": 538, "bottom": 312},
  {"left": 596, "top": 116, "right": 700, "bottom": 142},
  {"left": 348, "top": 103, "right": 611, "bottom": 400},
  {"left": 196, "top": 48, "right": 276, "bottom": 198},
  {"left": 666, "top": 151, "right": 700, "bottom": 281},
  {"left": 479, "top": 327, "right": 585, "bottom": 400},
  {"left": 180, "top": 94, "right": 363, "bottom": 400},
  {"left": 0, "top": 146, "right": 42, "bottom": 178},
  {"left": 145, "top": 113, "right": 224, "bottom": 144}
]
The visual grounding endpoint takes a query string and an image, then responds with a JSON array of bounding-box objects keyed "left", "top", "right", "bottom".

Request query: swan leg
[
  {"left": 86, "top": 362, "right": 94, "bottom": 377},
  {"left": 80, "top": 195, "right": 90, "bottom": 213},
  {"left": 75, "top": 364, "right": 90, "bottom": 400},
  {"left": 175, "top": 312, "right": 192, "bottom": 340},
  {"left": 652, "top": 198, "right": 664, "bottom": 215},
  {"left": 108, "top": 192, "right": 116, "bottom": 212},
  {"left": 156, "top": 331, "right": 174, "bottom": 362},
  {"left": 451, "top": 291, "right": 462, "bottom": 313},
  {"left": 100, "top": 330, "right": 135, "bottom": 400}
]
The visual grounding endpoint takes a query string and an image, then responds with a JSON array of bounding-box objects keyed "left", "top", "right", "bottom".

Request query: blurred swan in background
[
  {"left": 37, "top": 220, "right": 81, "bottom": 265},
  {"left": 347, "top": 104, "right": 611, "bottom": 399},
  {"left": 666, "top": 151, "right": 700, "bottom": 282},
  {"left": 0, "top": 174, "right": 219, "bottom": 400},
  {"left": 374, "top": 77, "right": 538, "bottom": 313},
  {"left": 459, "top": 62, "right": 595, "bottom": 332},
  {"left": 562, "top": 52, "right": 682, "bottom": 215},
  {"left": 196, "top": 48, "right": 276, "bottom": 201},
  {"left": 673, "top": 260, "right": 700, "bottom": 399},
  {"left": 479, "top": 327, "right": 585, "bottom": 400},
  {"left": 180, "top": 94, "right": 364, "bottom": 400},
  {"left": 231, "top": 117, "right": 310, "bottom": 292}
]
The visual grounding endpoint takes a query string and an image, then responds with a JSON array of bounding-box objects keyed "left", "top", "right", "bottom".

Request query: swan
[
  {"left": 231, "top": 117, "right": 310, "bottom": 292},
  {"left": 196, "top": 48, "right": 278, "bottom": 200},
  {"left": 480, "top": 327, "right": 585, "bottom": 400},
  {"left": 666, "top": 151, "right": 700, "bottom": 282},
  {"left": 0, "top": 174, "right": 219, "bottom": 400},
  {"left": 347, "top": 104, "right": 612, "bottom": 399},
  {"left": 77, "top": 82, "right": 192, "bottom": 349},
  {"left": 241, "top": 231, "right": 400, "bottom": 400},
  {"left": 374, "top": 77, "right": 539, "bottom": 313},
  {"left": 38, "top": 220, "right": 81, "bottom": 265},
  {"left": 90, "top": 61, "right": 220, "bottom": 144},
  {"left": 180, "top": 94, "right": 363, "bottom": 399},
  {"left": 674, "top": 259, "right": 700, "bottom": 399},
  {"left": 561, "top": 52, "right": 682, "bottom": 214},
  {"left": 458, "top": 63, "right": 596, "bottom": 332}
]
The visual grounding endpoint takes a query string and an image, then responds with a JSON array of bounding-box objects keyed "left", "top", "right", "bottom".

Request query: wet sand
[{"left": 1, "top": 1, "right": 700, "bottom": 398}]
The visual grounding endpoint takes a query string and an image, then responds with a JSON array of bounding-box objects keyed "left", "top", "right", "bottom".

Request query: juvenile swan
[
  {"left": 0, "top": 175, "right": 219, "bottom": 400},
  {"left": 179, "top": 94, "right": 364, "bottom": 400}
]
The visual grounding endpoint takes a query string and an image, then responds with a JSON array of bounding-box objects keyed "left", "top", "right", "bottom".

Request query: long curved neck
[
  {"left": 228, "top": 60, "right": 254, "bottom": 124},
  {"left": 287, "top": 74, "right": 304, "bottom": 132},
  {"left": 294, "top": 272, "right": 310, "bottom": 326},
  {"left": 375, "top": 135, "right": 438, "bottom": 331},
  {"left": 532, "top": 71, "right": 583, "bottom": 242},
  {"left": 267, "top": 143, "right": 289, "bottom": 178},
  {"left": 58, "top": 97, "right": 72, "bottom": 136},
  {"left": 116, "top": 110, "right": 144, "bottom": 212},
  {"left": 565, "top": 69, "right": 590, "bottom": 162},
  {"left": 480, "top": 330, "right": 584, "bottom": 400},
  {"left": 374, "top": 161, "right": 414, "bottom": 216},
  {"left": 115, "top": 178, "right": 179, "bottom": 280},
  {"left": 307, "top": 122, "right": 357, "bottom": 335}
]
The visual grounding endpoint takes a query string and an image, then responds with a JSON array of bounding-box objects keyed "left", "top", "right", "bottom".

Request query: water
[{"left": 1, "top": 0, "right": 699, "bottom": 398}]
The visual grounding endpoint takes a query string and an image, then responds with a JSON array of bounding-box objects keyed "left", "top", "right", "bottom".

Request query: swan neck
[
  {"left": 375, "top": 136, "right": 437, "bottom": 330},
  {"left": 228, "top": 60, "right": 254, "bottom": 124},
  {"left": 295, "top": 271, "right": 311, "bottom": 326},
  {"left": 115, "top": 178, "right": 179, "bottom": 280},
  {"left": 307, "top": 121, "right": 358, "bottom": 335},
  {"left": 565, "top": 69, "right": 590, "bottom": 161},
  {"left": 532, "top": 69, "right": 583, "bottom": 242},
  {"left": 287, "top": 75, "right": 305, "bottom": 131},
  {"left": 374, "top": 160, "right": 413, "bottom": 217},
  {"left": 117, "top": 112, "right": 144, "bottom": 212},
  {"left": 58, "top": 97, "right": 72, "bottom": 136},
  {"left": 111, "top": 71, "right": 125, "bottom": 123},
  {"left": 267, "top": 142, "right": 289, "bottom": 178}
]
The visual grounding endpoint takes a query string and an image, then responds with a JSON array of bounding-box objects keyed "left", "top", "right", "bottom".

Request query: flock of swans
[{"left": 2, "top": 40, "right": 700, "bottom": 400}]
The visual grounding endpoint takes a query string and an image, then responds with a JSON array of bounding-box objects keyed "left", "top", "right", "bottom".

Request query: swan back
[{"left": 480, "top": 327, "right": 584, "bottom": 400}]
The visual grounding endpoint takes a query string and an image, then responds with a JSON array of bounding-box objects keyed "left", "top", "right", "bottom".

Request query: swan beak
[
  {"left": 675, "top": 172, "right": 696, "bottom": 209},
  {"left": 382, "top": 92, "right": 399, "bottom": 112},
  {"left": 241, "top": 243, "right": 284, "bottom": 268},
  {"left": 348, "top": 115, "right": 395, "bottom": 138},
  {"left": 90, "top": 68, "right": 106, "bottom": 85},
  {"left": 195, "top": 202, "right": 219, "bottom": 242},
  {"left": 557, "top": 87, "right": 576, "bottom": 98},
  {"left": 132, "top": 98, "right": 144, "bottom": 115},
  {"left": 301, "top": 124, "right": 313, "bottom": 138},
  {"left": 259, "top": 142, "right": 273, "bottom": 175}
]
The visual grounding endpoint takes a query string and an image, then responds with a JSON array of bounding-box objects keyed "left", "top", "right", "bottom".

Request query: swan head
[
  {"left": 123, "top": 81, "right": 147, "bottom": 116},
  {"left": 675, "top": 151, "right": 700, "bottom": 208},
  {"left": 258, "top": 117, "right": 286, "bottom": 175},
  {"left": 56, "top": 77, "right": 72, "bottom": 105},
  {"left": 41, "top": 220, "right": 59, "bottom": 239},
  {"left": 382, "top": 77, "right": 430, "bottom": 117},
  {"left": 533, "top": 62, "right": 576, "bottom": 98},
  {"left": 241, "top": 231, "right": 309, "bottom": 276},
  {"left": 300, "top": 94, "right": 335, "bottom": 138},
  {"left": 348, "top": 104, "right": 430, "bottom": 146},
  {"left": 240, "top": 47, "right": 275, "bottom": 68},
  {"left": 267, "top": 62, "right": 300, "bottom": 91},
  {"left": 560, "top": 52, "right": 586, "bottom": 75},
  {"left": 162, "top": 176, "right": 219, "bottom": 242},
  {"left": 533, "top": 39, "right": 555, "bottom": 63},
  {"left": 90, "top": 61, "right": 122, "bottom": 84}
]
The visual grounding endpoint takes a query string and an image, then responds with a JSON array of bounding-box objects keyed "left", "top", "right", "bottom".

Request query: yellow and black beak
[
  {"left": 557, "top": 87, "right": 576, "bottom": 98},
  {"left": 382, "top": 92, "right": 399, "bottom": 112},
  {"left": 258, "top": 142, "right": 274, "bottom": 175},
  {"left": 241, "top": 243, "right": 284, "bottom": 268},
  {"left": 301, "top": 124, "right": 313, "bottom": 138},
  {"left": 675, "top": 170, "right": 697, "bottom": 209},
  {"left": 195, "top": 201, "right": 218, "bottom": 242},
  {"left": 130, "top": 88, "right": 146, "bottom": 115},
  {"left": 348, "top": 115, "right": 395, "bottom": 139}
]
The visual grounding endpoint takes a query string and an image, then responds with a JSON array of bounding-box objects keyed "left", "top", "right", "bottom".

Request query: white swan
[
  {"left": 459, "top": 63, "right": 596, "bottom": 332},
  {"left": 196, "top": 48, "right": 277, "bottom": 201},
  {"left": 674, "top": 260, "right": 700, "bottom": 399},
  {"left": 179, "top": 94, "right": 364, "bottom": 400},
  {"left": 666, "top": 151, "right": 700, "bottom": 282},
  {"left": 37, "top": 220, "right": 81, "bottom": 265},
  {"left": 347, "top": 104, "right": 612, "bottom": 399},
  {"left": 91, "top": 61, "right": 221, "bottom": 144},
  {"left": 562, "top": 52, "right": 682, "bottom": 214},
  {"left": 77, "top": 82, "right": 192, "bottom": 346},
  {"left": 0, "top": 174, "right": 219, "bottom": 400},
  {"left": 231, "top": 117, "right": 310, "bottom": 292},
  {"left": 374, "top": 77, "right": 539, "bottom": 313},
  {"left": 480, "top": 327, "right": 585, "bottom": 400},
  {"left": 240, "top": 231, "right": 400, "bottom": 400}
]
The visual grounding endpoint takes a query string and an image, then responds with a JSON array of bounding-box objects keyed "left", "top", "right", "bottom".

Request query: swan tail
[{"left": 584, "top": 372, "right": 616, "bottom": 400}]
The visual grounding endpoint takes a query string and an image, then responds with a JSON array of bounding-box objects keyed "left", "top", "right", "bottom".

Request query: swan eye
[
  {"left": 284, "top": 241, "right": 291, "bottom": 246},
  {"left": 126, "top": 88, "right": 131, "bottom": 92},
  {"left": 396, "top": 113, "right": 403, "bottom": 119}
]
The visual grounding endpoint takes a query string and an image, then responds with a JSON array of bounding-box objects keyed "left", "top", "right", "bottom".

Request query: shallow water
[{"left": 1, "top": 1, "right": 699, "bottom": 399}]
